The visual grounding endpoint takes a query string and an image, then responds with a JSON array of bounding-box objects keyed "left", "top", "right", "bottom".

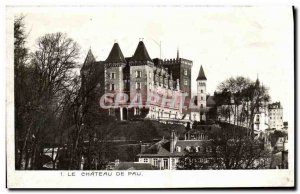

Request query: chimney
[{"left": 141, "top": 144, "right": 149, "bottom": 153}]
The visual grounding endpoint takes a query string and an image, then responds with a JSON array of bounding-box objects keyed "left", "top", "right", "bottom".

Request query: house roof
[
  {"left": 196, "top": 65, "right": 207, "bottom": 81},
  {"left": 105, "top": 43, "right": 126, "bottom": 63},
  {"left": 175, "top": 140, "right": 210, "bottom": 148},
  {"left": 131, "top": 41, "right": 152, "bottom": 62},
  {"left": 206, "top": 96, "right": 216, "bottom": 107},
  {"left": 138, "top": 138, "right": 212, "bottom": 157}
]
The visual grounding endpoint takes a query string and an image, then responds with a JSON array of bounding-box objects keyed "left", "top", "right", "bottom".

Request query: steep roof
[
  {"left": 131, "top": 41, "right": 152, "bottom": 62},
  {"left": 196, "top": 65, "right": 207, "bottom": 81},
  {"left": 81, "top": 49, "right": 95, "bottom": 70},
  {"left": 105, "top": 43, "right": 126, "bottom": 63}
]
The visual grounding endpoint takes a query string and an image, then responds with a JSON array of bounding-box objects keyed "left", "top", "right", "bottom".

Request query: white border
[{"left": 5, "top": 4, "right": 296, "bottom": 189}]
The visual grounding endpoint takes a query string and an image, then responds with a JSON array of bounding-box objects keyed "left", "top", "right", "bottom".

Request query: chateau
[{"left": 81, "top": 40, "right": 210, "bottom": 123}]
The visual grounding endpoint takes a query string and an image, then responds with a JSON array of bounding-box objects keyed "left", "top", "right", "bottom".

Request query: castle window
[
  {"left": 111, "top": 72, "right": 115, "bottom": 79},
  {"left": 201, "top": 97, "right": 203, "bottom": 100},
  {"left": 200, "top": 104, "right": 203, "bottom": 108},
  {"left": 136, "top": 82, "right": 141, "bottom": 90},
  {"left": 184, "top": 69, "right": 188, "bottom": 76},
  {"left": 184, "top": 80, "right": 188, "bottom": 85},
  {"left": 201, "top": 89, "right": 203, "bottom": 93},
  {"left": 136, "top": 71, "right": 142, "bottom": 78},
  {"left": 110, "top": 84, "right": 115, "bottom": 91}
]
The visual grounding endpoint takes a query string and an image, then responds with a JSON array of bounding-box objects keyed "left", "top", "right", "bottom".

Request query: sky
[{"left": 10, "top": 6, "right": 294, "bottom": 127}]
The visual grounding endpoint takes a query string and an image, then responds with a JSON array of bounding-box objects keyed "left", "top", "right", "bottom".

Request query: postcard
[{"left": 6, "top": 5, "right": 295, "bottom": 188}]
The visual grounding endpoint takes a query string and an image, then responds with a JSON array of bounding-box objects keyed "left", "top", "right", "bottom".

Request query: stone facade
[{"left": 81, "top": 40, "right": 208, "bottom": 122}]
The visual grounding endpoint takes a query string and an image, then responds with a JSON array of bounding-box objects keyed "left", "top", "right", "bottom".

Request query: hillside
[{"left": 106, "top": 120, "right": 186, "bottom": 141}]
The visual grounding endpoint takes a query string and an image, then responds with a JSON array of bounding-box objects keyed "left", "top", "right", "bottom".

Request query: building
[
  {"left": 268, "top": 102, "right": 284, "bottom": 130},
  {"left": 135, "top": 122, "right": 250, "bottom": 170},
  {"left": 136, "top": 125, "right": 221, "bottom": 170},
  {"left": 81, "top": 40, "right": 209, "bottom": 122}
]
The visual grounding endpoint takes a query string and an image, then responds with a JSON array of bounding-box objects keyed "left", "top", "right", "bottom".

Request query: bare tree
[
  {"left": 216, "top": 76, "right": 270, "bottom": 136},
  {"left": 15, "top": 31, "right": 81, "bottom": 169},
  {"left": 177, "top": 125, "right": 271, "bottom": 170}
]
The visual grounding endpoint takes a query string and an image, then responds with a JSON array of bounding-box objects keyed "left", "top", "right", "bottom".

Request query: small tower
[{"left": 196, "top": 65, "right": 207, "bottom": 121}]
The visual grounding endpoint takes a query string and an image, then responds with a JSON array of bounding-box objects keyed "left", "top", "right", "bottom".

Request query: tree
[
  {"left": 177, "top": 124, "right": 271, "bottom": 170},
  {"left": 215, "top": 76, "right": 270, "bottom": 136},
  {"left": 15, "top": 31, "right": 81, "bottom": 169},
  {"left": 14, "top": 15, "right": 32, "bottom": 169}
]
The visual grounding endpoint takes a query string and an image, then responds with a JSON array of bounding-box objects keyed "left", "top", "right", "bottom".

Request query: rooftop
[
  {"left": 131, "top": 41, "right": 152, "bottom": 62},
  {"left": 105, "top": 42, "right": 126, "bottom": 63},
  {"left": 197, "top": 65, "right": 207, "bottom": 81}
]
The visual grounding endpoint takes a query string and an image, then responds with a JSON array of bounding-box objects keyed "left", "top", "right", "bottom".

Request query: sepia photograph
[{"left": 6, "top": 5, "right": 295, "bottom": 188}]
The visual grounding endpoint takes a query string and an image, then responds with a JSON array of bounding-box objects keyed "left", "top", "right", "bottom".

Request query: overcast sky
[{"left": 11, "top": 6, "right": 294, "bottom": 127}]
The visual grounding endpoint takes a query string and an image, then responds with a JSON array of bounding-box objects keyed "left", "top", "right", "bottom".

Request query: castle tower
[
  {"left": 104, "top": 42, "right": 127, "bottom": 120},
  {"left": 196, "top": 65, "right": 207, "bottom": 121},
  {"left": 80, "top": 48, "right": 96, "bottom": 105},
  {"left": 81, "top": 48, "right": 95, "bottom": 76},
  {"left": 129, "top": 40, "right": 154, "bottom": 111}
]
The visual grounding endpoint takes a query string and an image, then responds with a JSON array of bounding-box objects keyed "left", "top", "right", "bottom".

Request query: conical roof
[
  {"left": 105, "top": 43, "right": 126, "bottom": 63},
  {"left": 196, "top": 65, "right": 207, "bottom": 81},
  {"left": 131, "top": 41, "right": 152, "bottom": 62},
  {"left": 82, "top": 48, "right": 95, "bottom": 70}
]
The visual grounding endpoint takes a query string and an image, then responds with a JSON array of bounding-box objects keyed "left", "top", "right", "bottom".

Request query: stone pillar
[{"left": 120, "top": 107, "right": 123, "bottom": 121}]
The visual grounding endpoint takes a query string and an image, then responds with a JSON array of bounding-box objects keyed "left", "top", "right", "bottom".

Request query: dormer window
[
  {"left": 176, "top": 146, "right": 181, "bottom": 152},
  {"left": 185, "top": 146, "right": 191, "bottom": 152}
]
